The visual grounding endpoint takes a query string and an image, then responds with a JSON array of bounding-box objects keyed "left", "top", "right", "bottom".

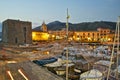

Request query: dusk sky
[{"left": 0, "top": 0, "right": 120, "bottom": 28}]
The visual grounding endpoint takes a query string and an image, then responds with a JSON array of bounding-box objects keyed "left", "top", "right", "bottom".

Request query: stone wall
[{"left": 2, "top": 19, "right": 32, "bottom": 45}]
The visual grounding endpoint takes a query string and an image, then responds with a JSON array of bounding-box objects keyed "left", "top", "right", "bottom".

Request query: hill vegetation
[{"left": 34, "top": 21, "right": 116, "bottom": 31}]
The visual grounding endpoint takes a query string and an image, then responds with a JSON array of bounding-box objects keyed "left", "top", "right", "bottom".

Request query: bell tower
[{"left": 41, "top": 21, "right": 47, "bottom": 32}]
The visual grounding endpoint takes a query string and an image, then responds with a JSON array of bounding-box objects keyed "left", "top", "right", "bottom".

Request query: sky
[{"left": 0, "top": 0, "right": 120, "bottom": 28}]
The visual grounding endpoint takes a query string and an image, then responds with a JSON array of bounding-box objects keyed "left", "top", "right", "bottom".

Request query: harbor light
[
  {"left": 76, "top": 38, "right": 80, "bottom": 41},
  {"left": 46, "top": 51, "right": 49, "bottom": 55},
  {"left": 108, "top": 38, "right": 111, "bottom": 41},
  {"left": 87, "top": 37, "right": 91, "bottom": 41},
  {"left": 52, "top": 35, "right": 55, "bottom": 38}
]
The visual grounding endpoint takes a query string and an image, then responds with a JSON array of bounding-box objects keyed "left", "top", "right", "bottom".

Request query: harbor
[
  {"left": 0, "top": 40, "right": 120, "bottom": 80},
  {"left": 0, "top": 1, "right": 120, "bottom": 79}
]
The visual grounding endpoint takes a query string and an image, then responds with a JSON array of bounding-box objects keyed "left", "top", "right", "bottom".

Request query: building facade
[
  {"left": 73, "top": 31, "right": 100, "bottom": 42},
  {"left": 32, "top": 30, "right": 49, "bottom": 41},
  {"left": 32, "top": 22, "right": 49, "bottom": 41},
  {"left": 32, "top": 26, "right": 114, "bottom": 43},
  {"left": 73, "top": 28, "right": 114, "bottom": 42},
  {"left": 97, "top": 28, "right": 111, "bottom": 42},
  {"left": 2, "top": 19, "right": 32, "bottom": 44}
]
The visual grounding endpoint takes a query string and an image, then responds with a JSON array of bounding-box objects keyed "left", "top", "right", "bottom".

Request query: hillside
[
  {"left": 0, "top": 31, "right": 2, "bottom": 38},
  {"left": 33, "top": 21, "right": 116, "bottom": 31},
  {"left": 0, "top": 23, "right": 2, "bottom": 32},
  {"left": 0, "top": 23, "right": 2, "bottom": 38}
]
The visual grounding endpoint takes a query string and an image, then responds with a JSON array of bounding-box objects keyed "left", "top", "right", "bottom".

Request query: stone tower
[
  {"left": 41, "top": 21, "right": 47, "bottom": 32},
  {"left": 2, "top": 19, "right": 32, "bottom": 45}
]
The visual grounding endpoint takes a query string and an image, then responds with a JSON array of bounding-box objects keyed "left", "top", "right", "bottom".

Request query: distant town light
[
  {"left": 108, "top": 38, "right": 111, "bottom": 41},
  {"left": 76, "top": 38, "right": 80, "bottom": 41},
  {"left": 46, "top": 51, "right": 49, "bottom": 55},
  {"left": 52, "top": 35, "right": 55, "bottom": 38},
  {"left": 87, "top": 37, "right": 91, "bottom": 41}
]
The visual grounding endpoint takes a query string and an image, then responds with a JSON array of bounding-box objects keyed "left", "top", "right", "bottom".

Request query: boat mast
[
  {"left": 66, "top": 8, "right": 69, "bottom": 80},
  {"left": 116, "top": 16, "right": 120, "bottom": 80},
  {"left": 107, "top": 16, "right": 120, "bottom": 80}
]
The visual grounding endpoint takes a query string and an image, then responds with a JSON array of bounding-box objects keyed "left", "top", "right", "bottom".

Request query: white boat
[
  {"left": 113, "top": 65, "right": 120, "bottom": 78},
  {"left": 44, "top": 58, "right": 63, "bottom": 67},
  {"left": 80, "top": 69, "right": 103, "bottom": 80},
  {"left": 54, "top": 67, "right": 66, "bottom": 76},
  {"left": 93, "top": 60, "right": 114, "bottom": 78},
  {"left": 54, "top": 63, "right": 75, "bottom": 76}
]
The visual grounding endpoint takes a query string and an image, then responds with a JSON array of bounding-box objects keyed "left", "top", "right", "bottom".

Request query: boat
[
  {"left": 74, "top": 54, "right": 96, "bottom": 72},
  {"left": 44, "top": 58, "right": 63, "bottom": 74},
  {"left": 80, "top": 69, "right": 103, "bottom": 80},
  {"left": 54, "top": 67, "right": 66, "bottom": 76},
  {"left": 113, "top": 65, "right": 120, "bottom": 78},
  {"left": 93, "top": 60, "right": 114, "bottom": 78},
  {"left": 33, "top": 57, "right": 57, "bottom": 66},
  {"left": 44, "top": 58, "right": 63, "bottom": 67},
  {"left": 54, "top": 63, "right": 75, "bottom": 76},
  {"left": 68, "top": 68, "right": 81, "bottom": 80}
]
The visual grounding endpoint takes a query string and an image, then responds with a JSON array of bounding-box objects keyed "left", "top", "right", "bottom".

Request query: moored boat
[
  {"left": 33, "top": 57, "right": 57, "bottom": 66},
  {"left": 80, "top": 69, "right": 103, "bottom": 80}
]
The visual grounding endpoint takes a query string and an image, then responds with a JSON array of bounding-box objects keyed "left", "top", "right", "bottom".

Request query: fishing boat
[
  {"left": 93, "top": 60, "right": 114, "bottom": 78},
  {"left": 44, "top": 58, "right": 63, "bottom": 74},
  {"left": 44, "top": 58, "right": 63, "bottom": 67},
  {"left": 54, "top": 63, "right": 74, "bottom": 76},
  {"left": 54, "top": 67, "right": 66, "bottom": 76},
  {"left": 113, "top": 65, "right": 120, "bottom": 79},
  {"left": 80, "top": 69, "right": 103, "bottom": 80},
  {"left": 33, "top": 57, "right": 57, "bottom": 66}
]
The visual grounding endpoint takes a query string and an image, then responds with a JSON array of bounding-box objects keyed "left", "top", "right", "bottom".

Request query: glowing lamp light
[
  {"left": 108, "top": 38, "right": 111, "bottom": 41},
  {"left": 76, "top": 38, "right": 80, "bottom": 41},
  {"left": 52, "top": 35, "right": 55, "bottom": 37},
  {"left": 88, "top": 37, "right": 91, "bottom": 40},
  {"left": 32, "top": 32, "right": 36, "bottom": 38},
  {"left": 46, "top": 51, "right": 49, "bottom": 55}
]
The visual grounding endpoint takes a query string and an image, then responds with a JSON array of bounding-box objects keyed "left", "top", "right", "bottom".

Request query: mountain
[
  {"left": 47, "top": 21, "right": 72, "bottom": 30},
  {"left": 0, "top": 23, "right": 2, "bottom": 38},
  {"left": 0, "top": 23, "right": 2, "bottom": 32},
  {"left": 33, "top": 21, "right": 72, "bottom": 31},
  {"left": 33, "top": 21, "right": 116, "bottom": 31},
  {"left": 70, "top": 21, "right": 116, "bottom": 31},
  {"left": 0, "top": 31, "right": 2, "bottom": 38}
]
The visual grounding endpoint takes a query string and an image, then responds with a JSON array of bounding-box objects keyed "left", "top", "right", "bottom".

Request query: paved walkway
[{"left": 0, "top": 61, "right": 64, "bottom": 80}]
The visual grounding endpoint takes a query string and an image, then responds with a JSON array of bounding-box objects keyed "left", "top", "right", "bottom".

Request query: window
[
  {"left": 15, "top": 37, "right": 18, "bottom": 44},
  {"left": 23, "top": 27, "right": 27, "bottom": 43},
  {"left": 97, "top": 33, "right": 99, "bottom": 36},
  {"left": 88, "top": 33, "right": 90, "bottom": 35}
]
